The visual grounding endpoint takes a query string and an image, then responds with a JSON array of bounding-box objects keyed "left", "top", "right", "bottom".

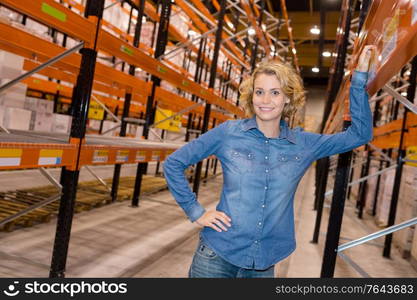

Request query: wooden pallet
[
  {"left": 0, "top": 175, "right": 168, "bottom": 232},
  {"left": 0, "top": 169, "right": 216, "bottom": 232}
]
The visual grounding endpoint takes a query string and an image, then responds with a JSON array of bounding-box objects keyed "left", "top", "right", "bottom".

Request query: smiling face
[{"left": 252, "top": 73, "right": 289, "bottom": 123}]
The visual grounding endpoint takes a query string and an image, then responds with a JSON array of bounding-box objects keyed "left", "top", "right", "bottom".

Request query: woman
[{"left": 163, "top": 46, "right": 375, "bottom": 278}]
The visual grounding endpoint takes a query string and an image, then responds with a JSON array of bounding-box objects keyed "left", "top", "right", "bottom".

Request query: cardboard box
[
  {"left": 140, "top": 22, "right": 154, "bottom": 48},
  {"left": 375, "top": 168, "right": 395, "bottom": 227},
  {"left": 0, "top": 80, "right": 27, "bottom": 95},
  {"left": 127, "top": 123, "right": 137, "bottom": 137},
  {"left": 0, "top": 80, "right": 27, "bottom": 108},
  {"left": 101, "top": 120, "right": 119, "bottom": 136},
  {"left": 37, "top": 99, "right": 54, "bottom": 113},
  {"left": 0, "top": 106, "right": 5, "bottom": 127},
  {"left": 52, "top": 113, "right": 72, "bottom": 133},
  {"left": 0, "top": 50, "right": 24, "bottom": 69},
  {"left": 24, "top": 97, "right": 54, "bottom": 113},
  {"left": 88, "top": 119, "right": 101, "bottom": 131},
  {"left": 364, "top": 164, "right": 379, "bottom": 214},
  {"left": 0, "top": 93, "right": 25, "bottom": 109},
  {"left": 393, "top": 165, "right": 417, "bottom": 258},
  {"left": 0, "top": 65, "right": 22, "bottom": 79},
  {"left": 3, "top": 107, "right": 32, "bottom": 130},
  {"left": 33, "top": 111, "right": 53, "bottom": 132},
  {"left": 24, "top": 97, "right": 39, "bottom": 111},
  {"left": 136, "top": 125, "right": 144, "bottom": 138}
]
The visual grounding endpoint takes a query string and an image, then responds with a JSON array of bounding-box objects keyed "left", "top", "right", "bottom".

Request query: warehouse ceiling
[
  {"left": 156, "top": 0, "right": 364, "bottom": 86},
  {"left": 266, "top": 0, "right": 361, "bottom": 83},
  {"left": 185, "top": 0, "right": 362, "bottom": 85}
]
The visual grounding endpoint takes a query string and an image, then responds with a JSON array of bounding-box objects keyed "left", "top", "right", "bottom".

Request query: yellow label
[
  {"left": 152, "top": 150, "right": 161, "bottom": 161},
  {"left": 406, "top": 146, "right": 417, "bottom": 167},
  {"left": 136, "top": 150, "right": 146, "bottom": 162},
  {"left": 116, "top": 150, "right": 129, "bottom": 162},
  {"left": 39, "top": 149, "right": 63, "bottom": 157},
  {"left": 88, "top": 101, "right": 105, "bottom": 120},
  {"left": 93, "top": 150, "right": 108, "bottom": 163},
  {"left": 0, "top": 149, "right": 22, "bottom": 157},
  {"left": 154, "top": 108, "right": 181, "bottom": 132}
]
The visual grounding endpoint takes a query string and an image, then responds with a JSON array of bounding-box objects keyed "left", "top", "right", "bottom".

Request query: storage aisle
[
  {"left": 1, "top": 162, "right": 416, "bottom": 278},
  {"left": 1, "top": 0, "right": 417, "bottom": 280}
]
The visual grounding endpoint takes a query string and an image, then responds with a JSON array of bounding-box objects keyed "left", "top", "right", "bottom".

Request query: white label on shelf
[
  {"left": 38, "top": 157, "right": 61, "bottom": 165},
  {"left": 0, "top": 157, "right": 21, "bottom": 167},
  {"left": 136, "top": 151, "right": 146, "bottom": 162},
  {"left": 116, "top": 150, "right": 129, "bottom": 163},
  {"left": 152, "top": 151, "right": 161, "bottom": 161},
  {"left": 93, "top": 150, "right": 108, "bottom": 163}
]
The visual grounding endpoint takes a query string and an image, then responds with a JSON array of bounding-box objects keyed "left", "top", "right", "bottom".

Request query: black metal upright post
[
  {"left": 320, "top": 0, "right": 355, "bottom": 278},
  {"left": 312, "top": 0, "right": 354, "bottom": 247},
  {"left": 192, "top": 0, "right": 226, "bottom": 197},
  {"left": 186, "top": 36, "right": 207, "bottom": 142},
  {"left": 320, "top": 122, "right": 354, "bottom": 278},
  {"left": 49, "top": 0, "right": 104, "bottom": 278},
  {"left": 311, "top": 156, "right": 330, "bottom": 243},
  {"left": 131, "top": 0, "right": 171, "bottom": 206},
  {"left": 383, "top": 55, "right": 417, "bottom": 257},
  {"left": 111, "top": 0, "right": 145, "bottom": 202},
  {"left": 357, "top": 145, "right": 371, "bottom": 218},
  {"left": 359, "top": 96, "right": 380, "bottom": 216}
]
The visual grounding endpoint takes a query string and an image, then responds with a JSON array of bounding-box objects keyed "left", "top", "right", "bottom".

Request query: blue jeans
[{"left": 188, "top": 236, "right": 275, "bottom": 278}]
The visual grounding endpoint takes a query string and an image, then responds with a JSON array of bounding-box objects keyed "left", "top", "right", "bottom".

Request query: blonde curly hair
[{"left": 239, "top": 59, "right": 306, "bottom": 120}]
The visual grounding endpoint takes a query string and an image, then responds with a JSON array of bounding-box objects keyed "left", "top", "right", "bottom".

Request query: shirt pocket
[
  {"left": 275, "top": 152, "right": 303, "bottom": 174},
  {"left": 228, "top": 148, "right": 256, "bottom": 173}
]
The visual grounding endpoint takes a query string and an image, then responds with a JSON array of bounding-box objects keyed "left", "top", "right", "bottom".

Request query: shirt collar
[{"left": 240, "top": 116, "right": 297, "bottom": 144}]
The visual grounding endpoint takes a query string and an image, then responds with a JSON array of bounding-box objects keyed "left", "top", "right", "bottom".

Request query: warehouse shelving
[
  {"left": 312, "top": 0, "right": 417, "bottom": 277},
  {"left": 0, "top": 0, "right": 299, "bottom": 277}
]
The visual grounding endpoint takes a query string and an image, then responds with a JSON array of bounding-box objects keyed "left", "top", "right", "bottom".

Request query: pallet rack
[
  {"left": 0, "top": 0, "right": 299, "bottom": 277},
  {"left": 312, "top": 0, "right": 417, "bottom": 277}
]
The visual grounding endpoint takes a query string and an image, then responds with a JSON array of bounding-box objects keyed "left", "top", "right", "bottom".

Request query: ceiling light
[
  {"left": 312, "top": 67, "right": 320, "bottom": 73},
  {"left": 322, "top": 51, "right": 331, "bottom": 57},
  {"left": 292, "top": 48, "right": 297, "bottom": 55},
  {"left": 332, "top": 52, "right": 337, "bottom": 57},
  {"left": 401, "top": 92, "right": 408, "bottom": 96},
  {"left": 310, "top": 26, "right": 320, "bottom": 35},
  {"left": 248, "top": 28, "right": 256, "bottom": 35},
  {"left": 188, "top": 30, "right": 197, "bottom": 37}
]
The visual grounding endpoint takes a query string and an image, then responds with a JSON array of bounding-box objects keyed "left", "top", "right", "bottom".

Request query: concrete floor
[{"left": 0, "top": 163, "right": 416, "bottom": 278}]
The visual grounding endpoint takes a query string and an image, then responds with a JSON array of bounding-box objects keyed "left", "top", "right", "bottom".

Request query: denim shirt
[{"left": 163, "top": 71, "right": 372, "bottom": 269}]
